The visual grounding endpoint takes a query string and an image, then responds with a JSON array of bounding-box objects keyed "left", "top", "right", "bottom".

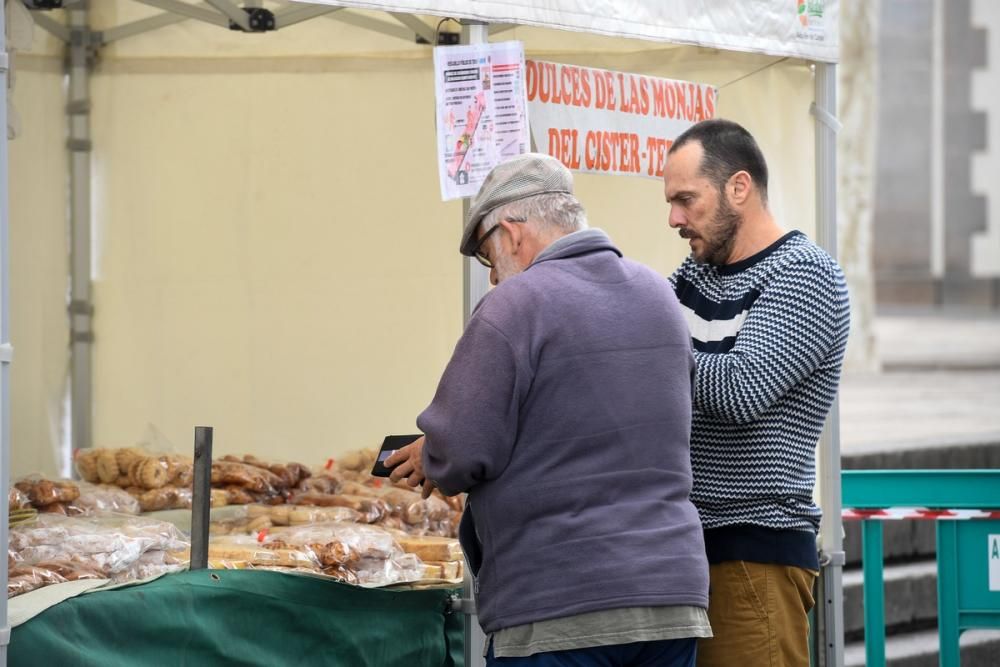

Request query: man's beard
[{"left": 692, "top": 193, "right": 741, "bottom": 266}]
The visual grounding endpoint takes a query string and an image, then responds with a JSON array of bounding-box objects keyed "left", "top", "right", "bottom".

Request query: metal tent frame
[{"left": 0, "top": 2, "right": 843, "bottom": 665}]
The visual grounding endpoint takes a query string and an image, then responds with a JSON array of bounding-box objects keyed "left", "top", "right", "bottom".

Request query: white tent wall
[
  {"left": 8, "top": 3, "right": 818, "bottom": 470},
  {"left": 8, "top": 47, "right": 69, "bottom": 478},
  {"left": 90, "top": 65, "right": 465, "bottom": 460}
]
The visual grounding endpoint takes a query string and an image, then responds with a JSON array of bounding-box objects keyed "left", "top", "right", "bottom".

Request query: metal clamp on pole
[
  {"left": 448, "top": 595, "right": 477, "bottom": 615},
  {"left": 68, "top": 299, "right": 94, "bottom": 316},
  {"left": 809, "top": 101, "right": 842, "bottom": 134},
  {"left": 0, "top": 344, "right": 12, "bottom": 364},
  {"left": 819, "top": 550, "right": 846, "bottom": 567},
  {"left": 0, "top": 53, "right": 8, "bottom": 73}
]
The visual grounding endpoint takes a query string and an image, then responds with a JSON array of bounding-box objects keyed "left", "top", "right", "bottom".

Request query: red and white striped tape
[{"left": 842, "top": 507, "right": 1000, "bottom": 521}]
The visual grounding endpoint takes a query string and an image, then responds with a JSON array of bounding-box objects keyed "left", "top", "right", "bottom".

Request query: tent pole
[
  {"left": 1, "top": 3, "right": 12, "bottom": 664},
  {"left": 459, "top": 22, "right": 491, "bottom": 667},
  {"left": 813, "top": 61, "right": 845, "bottom": 667},
  {"left": 68, "top": 4, "right": 94, "bottom": 455},
  {"left": 460, "top": 18, "right": 492, "bottom": 325}
]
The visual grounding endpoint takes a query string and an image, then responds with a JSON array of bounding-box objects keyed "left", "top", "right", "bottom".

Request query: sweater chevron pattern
[{"left": 670, "top": 231, "right": 850, "bottom": 534}]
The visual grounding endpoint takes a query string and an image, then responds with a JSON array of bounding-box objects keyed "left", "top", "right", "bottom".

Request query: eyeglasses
[{"left": 472, "top": 216, "right": 526, "bottom": 268}]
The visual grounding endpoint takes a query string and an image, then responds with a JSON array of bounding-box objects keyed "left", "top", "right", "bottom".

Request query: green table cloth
[{"left": 9, "top": 569, "right": 464, "bottom": 666}]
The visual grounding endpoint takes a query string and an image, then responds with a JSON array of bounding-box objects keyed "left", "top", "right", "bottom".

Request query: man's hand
[{"left": 386, "top": 436, "right": 436, "bottom": 498}]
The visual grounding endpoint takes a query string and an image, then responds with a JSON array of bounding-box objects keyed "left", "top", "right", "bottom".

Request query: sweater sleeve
[
  {"left": 693, "top": 260, "right": 848, "bottom": 424},
  {"left": 417, "top": 314, "right": 528, "bottom": 496}
]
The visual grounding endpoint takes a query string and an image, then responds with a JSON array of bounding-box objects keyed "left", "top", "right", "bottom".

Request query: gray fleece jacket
[{"left": 419, "top": 229, "right": 708, "bottom": 634}]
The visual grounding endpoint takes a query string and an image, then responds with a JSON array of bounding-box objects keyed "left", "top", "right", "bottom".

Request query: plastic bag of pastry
[
  {"left": 232, "top": 454, "right": 311, "bottom": 489},
  {"left": 328, "top": 480, "right": 378, "bottom": 498},
  {"left": 110, "top": 549, "right": 185, "bottom": 584},
  {"left": 286, "top": 505, "right": 360, "bottom": 525},
  {"left": 283, "top": 525, "right": 423, "bottom": 587},
  {"left": 11, "top": 514, "right": 189, "bottom": 576},
  {"left": 377, "top": 487, "right": 452, "bottom": 525},
  {"left": 431, "top": 488, "right": 466, "bottom": 514},
  {"left": 207, "top": 535, "right": 320, "bottom": 570},
  {"left": 14, "top": 476, "right": 80, "bottom": 507},
  {"left": 211, "top": 461, "right": 283, "bottom": 495},
  {"left": 211, "top": 488, "right": 229, "bottom": 508},
  {"left": 316, "top": 565, "right": 360, "bottom": 586},
  {"left": 125, "top": 456, "right": 171, "bottom": 490},
  {"left": 289, "top": 493, "right": 387, "bottom": 523},
  {"left": 424, "top": 517, "right": 461, "bottom": 539},
  {"left": 7, "top": 518, "right": 69, "bottom": 551},
  {"left": 74, "top": 447, "right": 139, "bottom": 485},
  {"left": 293, "top": 472, "right": 341, "bottom": 495},
  {"left": 385, "top": 531, "right": 464, "bottom": 562},
  {"left": 137, "top": 486, "right": 192, "bottom": 512},
  {"left": 335, "top": 448, "right": 377, "bottom": 473},
  {"left": 223, "top": 485, "right": 257, "bottom": 506},
  {"left": 74, "top": 448, "right": 102, "bottom": 484},
  {"left": 246, "top": 504, "right": 292, "bottom": 526},
  {"left": 143, "top": 450, "right": 188, "bottom": 489},
  {"left": 352, "top": 551, "right": 424, "bottom": 587},
  {"left": 8, "top": 486, "right": 31, "bottom": 511},
  {"left": 101, "top": 514, "right": 189, "bottom": 553},
  {"left": 70, "top": 482, "right": 141, "bottom": 515},
  {"left": 209, "top": 514, "right": 272, "bottom": 536},
  {"left": 268, "top": 522, "right": 400, "bottom": 563},
  {"left": 39, "top": 502, "right": 71, "bottom": 515},
  {"left": 7, "top": 565, "right": 68, "bottom": 598},
  {"left": 34, "top": 559, "right": 106, "bottom": 582}
]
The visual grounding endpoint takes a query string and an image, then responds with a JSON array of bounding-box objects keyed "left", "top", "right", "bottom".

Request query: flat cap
[{"left": 460, "top": 153, "right": 574, "bottom": 256}]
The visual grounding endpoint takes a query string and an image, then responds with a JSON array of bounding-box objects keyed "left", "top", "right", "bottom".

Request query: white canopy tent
[{"left": 0, "top": 1, "right": 843, "bottom": 664}]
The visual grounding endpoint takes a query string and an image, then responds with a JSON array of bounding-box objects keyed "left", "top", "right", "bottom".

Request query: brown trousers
[{"left": 697, "top": 561, "right": 817, "bottom": 667}]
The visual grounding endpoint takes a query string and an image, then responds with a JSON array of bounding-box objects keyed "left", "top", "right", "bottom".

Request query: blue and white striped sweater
[{"left": 670, "top": 231, "right": 849, "bottom": 562}]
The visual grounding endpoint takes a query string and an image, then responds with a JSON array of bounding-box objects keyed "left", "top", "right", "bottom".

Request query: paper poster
[
  {"left": 526, "top": 60, "right": 717, "bottom": 179},
  {"left": 434, "top": 41, "right": 529, "bottom": 201}
]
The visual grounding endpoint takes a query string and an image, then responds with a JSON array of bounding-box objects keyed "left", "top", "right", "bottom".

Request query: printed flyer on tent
[{"left": 434, "top": 41, "right": 529, "bottom": 201}]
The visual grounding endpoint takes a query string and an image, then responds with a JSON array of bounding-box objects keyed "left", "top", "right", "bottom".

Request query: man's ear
[
  {"left": 500, "top": 218, "right": 523, "bottom": 251},
  {"left": 728, "top": 170, "right": 753, "bottom": 206}
]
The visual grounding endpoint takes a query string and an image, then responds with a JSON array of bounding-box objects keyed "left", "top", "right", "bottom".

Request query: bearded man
[{"left": 662, "top": 118, "right": 850, "bottom": 667}]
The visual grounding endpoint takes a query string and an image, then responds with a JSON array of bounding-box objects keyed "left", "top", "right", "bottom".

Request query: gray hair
[{"left": 480, "top": 192, "right": 588, "bottom": 238}]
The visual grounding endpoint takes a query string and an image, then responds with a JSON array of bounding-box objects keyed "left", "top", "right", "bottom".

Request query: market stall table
[{"left": 8, "top": 569, "right": 463, "bottom": 666}]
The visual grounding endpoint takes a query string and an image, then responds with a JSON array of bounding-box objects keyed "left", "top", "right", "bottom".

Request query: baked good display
[{"left": 10, "top": 445, "right": 466, "bottom": 596}]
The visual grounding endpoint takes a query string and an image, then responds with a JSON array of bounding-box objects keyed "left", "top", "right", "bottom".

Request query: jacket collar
[{"left": 531, "top": 228, "right": 621, "bottom": 266}]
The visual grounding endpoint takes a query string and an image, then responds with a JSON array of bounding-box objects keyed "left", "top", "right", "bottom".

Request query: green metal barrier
[{"left": 842, "top": 470, "right": 1000, "bottom": 667}]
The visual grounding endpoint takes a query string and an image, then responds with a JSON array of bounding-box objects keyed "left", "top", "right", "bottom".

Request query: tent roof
[{"left": 300, "top": 0, "right": 839, "bottom": 63}]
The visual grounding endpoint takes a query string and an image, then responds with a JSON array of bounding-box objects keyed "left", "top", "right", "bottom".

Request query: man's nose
[{"left": 668, "top": 207, "right": 684, "bottom": 229}]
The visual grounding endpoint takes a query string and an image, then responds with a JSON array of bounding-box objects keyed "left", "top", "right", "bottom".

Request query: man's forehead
[
  {"left": 665, "top": 142, "right": 706, "bottom": 185},
  {"left": 665, "top": 141, "right": 702, "bottom": 173}
]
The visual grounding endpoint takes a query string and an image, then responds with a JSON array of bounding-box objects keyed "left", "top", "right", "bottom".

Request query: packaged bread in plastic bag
[
  {"left": 206, "top": 535, "right": 320, "bottom": 570},
  {"left": 7, "top": 564, "right": 67, "bottom": 598},
  {"left": 289, "top": 492, "right": 387, "bottom": 523},
  {"left": 265, "top": 522, "right": 423, "bottom": 587},
  {"left": 377, "top": 487, "right": 452, "bottom": 525},
  {"left": 10, "top": 513, "right": 188, "bottom": 576},
  {"left": 70, "top": 482, "right": 141, "bottom": 515},
  {"left": 8, "top": 486, "right": 31, "bottom": 510},
  {"left": 14, "top": 476, "right": 80, "bottom": 507}
]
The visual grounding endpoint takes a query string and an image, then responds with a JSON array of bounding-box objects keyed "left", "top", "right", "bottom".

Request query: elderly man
[
  {"left": 661, "top": 119, "right": 850, "bottom": 667},
  {"left": 387, "top": 153, "right": 710, "bottom": 667}
]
